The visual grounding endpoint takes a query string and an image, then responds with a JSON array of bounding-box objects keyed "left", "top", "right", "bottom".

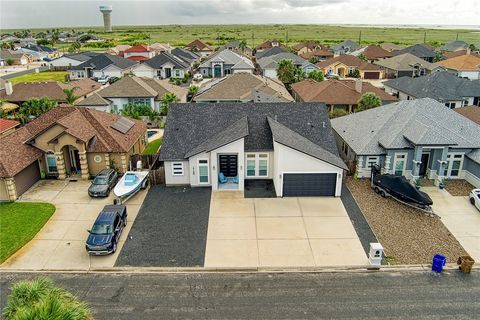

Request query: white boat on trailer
[{"left": 114, "top": 170, "right": 149, "bottom": 203}]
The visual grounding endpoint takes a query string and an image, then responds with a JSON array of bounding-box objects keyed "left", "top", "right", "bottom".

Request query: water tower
[{"left": 99, "top": 5, "right": 113, "bottom": 32}]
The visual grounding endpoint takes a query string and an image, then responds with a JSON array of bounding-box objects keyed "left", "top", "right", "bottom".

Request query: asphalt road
[
  {"left": 0, "top": 66, "right": 48, "bottom": 79},
  {"left": 1, "top": 270, "right": 479, "bottom": 319}
]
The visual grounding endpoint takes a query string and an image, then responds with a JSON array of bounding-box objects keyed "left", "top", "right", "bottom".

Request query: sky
[{"left": 1, "top": 0, "right": 479, "bottom": 30}]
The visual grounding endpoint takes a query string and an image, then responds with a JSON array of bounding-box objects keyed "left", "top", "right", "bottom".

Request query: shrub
[{"left": 329, "top": 108, "right": 348, "bottom": 118}]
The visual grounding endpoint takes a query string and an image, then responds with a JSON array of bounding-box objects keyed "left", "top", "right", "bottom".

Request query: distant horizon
[{"left": 2, "top": 23, "right": 480, "bottom": 32}]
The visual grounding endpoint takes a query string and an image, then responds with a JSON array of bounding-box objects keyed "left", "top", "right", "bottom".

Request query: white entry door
[{"left": 198, "top": 159, "right": 209, "bottom": 184}]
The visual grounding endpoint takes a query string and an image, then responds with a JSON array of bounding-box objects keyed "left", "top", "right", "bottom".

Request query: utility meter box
[{"left": 369, "top": 243, "right": 384, "bottom": 267}]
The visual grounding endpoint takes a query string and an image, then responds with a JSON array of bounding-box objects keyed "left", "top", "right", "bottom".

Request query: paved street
[{"left": 1, "top": 271, "right": 479, "bottom": 319}]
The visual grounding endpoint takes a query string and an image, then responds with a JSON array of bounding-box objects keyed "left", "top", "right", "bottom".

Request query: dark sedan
[
  {"left": 88, "top": 169, "right": 118, "bottom": 197},
  {"left": 86, "top": 205, "right": 127, "bottom": 255}
]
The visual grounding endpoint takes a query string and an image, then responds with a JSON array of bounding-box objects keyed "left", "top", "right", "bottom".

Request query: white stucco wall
[
  {"left": 232, "top": 69, "right": 253, "bottom": 74},
  {"left": 132, "top": 64, "right": 155, "bottom": 78},
  {"left": 263, "top": 68, "right": 278, "bottom": 79},
  {"left": 273, "top": 142, "right": 343, "bottom": 197},
  {"left": 458, "top": 71, "right": 480, "bottom": 80},
  {"left": 164, "top": 161, "right": 191, "bottom": 185},
  {"left": 92, "top": 65, "right": 124, "bottom": 78}
]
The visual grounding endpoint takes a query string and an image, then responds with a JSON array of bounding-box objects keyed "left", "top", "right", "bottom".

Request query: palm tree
[
  {"left": 239, "top": 40, "right": 247, "bottom": 53},
  {"left": 160, "top": 93, "right": 179, "bottom": 116},
  {"left": 63, "top": 87, "right": 79, "bottom": 104},
  {"left": 276, "top": 59, "right": 296, "bottom": 84}
]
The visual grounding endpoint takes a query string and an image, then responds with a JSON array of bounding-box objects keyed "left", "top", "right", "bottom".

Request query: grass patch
[
  {"left": 0, "top": 202, "right": 56, "bottom": 263},
  {"left": 143, "top": 137, "right": 163, "bottom": 155},
  {"left": 10, "top": 71, "right": 68, "bottom": 84}
]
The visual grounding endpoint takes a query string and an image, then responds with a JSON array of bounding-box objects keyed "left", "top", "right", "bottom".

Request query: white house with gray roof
[
  {"left": 383, "top": 71, "right": 480, "bottom": 108},
  {"left": 331, "top": 98, "right": 480, "bottom": 188},
  {"left": 160, "top": 103, "right": 347, "bottom": 197},
  {"left": 198, "top": 49, "right": 254, "bottom": 78},
  {"left": 132, "top": 52, "right": 191, "bottom": 79},
  {"left": 257, "top": 52, "right": 319, "bottom": 79}
]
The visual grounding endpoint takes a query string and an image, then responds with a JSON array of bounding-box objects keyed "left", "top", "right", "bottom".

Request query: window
[
  {"left": 444, "top": 153, "right": 463, "bottom": 177},
  {"left": 172, "top": 162, "right": 184, "bottom": 176},
  {"left": 445, "top": 102, "right": 456, "bottom": 109},
  {"left": 245, "top": 153, "right": 269, "bottom": 177},
  {"left": 128, "top": 97, "right": 150, "bottom": 105},
  {"left": 94, "top": 155, "right": 102, "bottom": 163},
  {"left": 198, "top": 159, "right": 209, "bottom": 184},
  {"left": 366, "top": 156, "right": 379, "bottom": 168},
  {"left": 156, "top": 70, "right": 162, "bottom": 78},
  {"left": 175, "top": 69, "right": 181, "bottom": 77},
  {"left": 45, "top": 152, "right": 57, "bottom": 173},
  {"left": 393, "top": 153, "right": 407, "bottom": 176}
]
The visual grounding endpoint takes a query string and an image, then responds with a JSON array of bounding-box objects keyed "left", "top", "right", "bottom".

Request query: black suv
[
  {"left": 88, "top": 169, "right": 118, "bottom": 197},
  {"left": 86, "top": 205, "right": 127, "bottom": 255}
]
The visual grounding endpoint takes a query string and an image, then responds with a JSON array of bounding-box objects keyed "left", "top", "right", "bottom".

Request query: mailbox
[{"left": 369, "top": 243, "right": 384, "bottom": 267}]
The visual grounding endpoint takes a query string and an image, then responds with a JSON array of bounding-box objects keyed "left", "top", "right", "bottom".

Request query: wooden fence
[{"left": 129, "top": 154, "right": 165, "bottom": 185}]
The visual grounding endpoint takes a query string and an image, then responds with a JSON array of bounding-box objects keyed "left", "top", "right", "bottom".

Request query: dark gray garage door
[
  {"left": 14, "top": 161, "right": 40, "bottom": 196},
  {"left": 363, "top": 72, "right": 380, "bottom": 79},
  {"left": 283, "top": 173, "right": 337, "bottom": 197}
]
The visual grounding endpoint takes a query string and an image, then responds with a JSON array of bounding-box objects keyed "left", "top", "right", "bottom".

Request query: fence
[{"left": 129, "top": 154, "right": 165, "bottom": 185}]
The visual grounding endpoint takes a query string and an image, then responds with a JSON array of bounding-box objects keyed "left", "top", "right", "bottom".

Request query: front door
[
  {"left": 213, "top": 65, "right": 222, "bottom": 77},
  {"left": 165, "top": 68, "right": 172, "bottom": 78},
  {"left": 419, "top": 153, "right": 429, "bottom": 176},
  {"left": 198, "top": 159, "right": 209, "bottom": 184},
  {"left": 393, "top": 153, "right": 407, "bottom": 176},
  {"left": 219, "top": 155, "right": 237, "bottom": 177}
]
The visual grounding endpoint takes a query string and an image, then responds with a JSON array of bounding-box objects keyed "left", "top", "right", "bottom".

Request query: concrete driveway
[
  {"left": 205, "top": 192, "right": 367, "bottom": 268},
  {"left": 426, "top": 187, "right": 480, "bottom": 261},
  {"left": 1, "top": 180, "right": 146, "bottom": 271}
]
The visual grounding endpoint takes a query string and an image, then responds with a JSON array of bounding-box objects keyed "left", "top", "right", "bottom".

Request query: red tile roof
[
  {"left": 291, "top": 79, "right": 397, "bottom": 105},
  {"left": 126, "top": 55, "right": 150, "bottom": 61},
  {"left": 0, "top": 119, "right": 20, "bottom": 133},
  {"left": 124, "top": 44, "right": 151, "bottom": 53}
]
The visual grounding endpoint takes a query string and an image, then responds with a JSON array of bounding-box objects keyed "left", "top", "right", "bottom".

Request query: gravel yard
[
  {"left": 444, "top": 180, "right": 475, "bottom": 197},
  {"left": 345, "top": 177, "right": 467, "bottom": 264}
]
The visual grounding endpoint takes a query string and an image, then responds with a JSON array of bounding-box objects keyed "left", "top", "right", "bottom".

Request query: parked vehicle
[
  {"left": 108, "top": 76, "right": 119, "bottom": 84},
  {"left": 370, "top": 164, "right": 433, "bottom": 212},
  {"left": 86, "top": 205, "right": 127, "bottom": 255},
  {"left": 97, "top": 75, "right": 110, "bottom": 84},
  {"left": 88, "top": 169, "right": 118, "bottom": 197},
  {"left": 469, "top": 189, "right": 480, "bottom": 211},
  {"left": 193, "top": 73, "right": 203, "bottom": 82}
]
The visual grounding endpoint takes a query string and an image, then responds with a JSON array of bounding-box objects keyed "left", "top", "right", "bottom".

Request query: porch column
[
  {"left": 120, "top": 153, "right": 128, "bottom": 173},
  {"left": 411, "top": 146, "right": 423, "bottom": 183},
  {"left": 78, "top": 151, "right": 89, "bottom": 180},
  {"left": 104, "top": 153, "right": 110, "bottom": 169},
  {"left": 5, "top": 178, "right": 17, "bottom": 201},
  {"left": 435, "top": 147, "right": 449, "bottom": 186},
  {"left": 55, "top": 151, "right": 67, "bottom": 180},
  {"left": 382, "top": 155, "right": 391, "bottom": 174}
]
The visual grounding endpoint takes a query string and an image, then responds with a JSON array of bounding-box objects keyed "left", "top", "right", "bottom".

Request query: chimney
[
  {"left": 466, "top": 47, "right": 471, "bottom": 55},
  {"left": 354, "top": 79, "right": 363, "bottom": 93},
  {"left": 5, "top": 81, "right": 13, "bottom": 95}
]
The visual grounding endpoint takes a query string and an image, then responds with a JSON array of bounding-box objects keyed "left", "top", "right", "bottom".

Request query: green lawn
[
  {"left": 0, "top": 202, "right": 56, "bottom": 263},
  {"left": 10, "top": 71, "right": 68, "bottom": 84},
  {"left": 4, "top": 25, "right": 480, "bottom": 48},
  {"left": 143, "top": 137, "right": 163, "bottom": 155}
]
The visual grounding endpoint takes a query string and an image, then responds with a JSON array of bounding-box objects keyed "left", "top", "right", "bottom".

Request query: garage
[
  {"left": 363, "top": 72, "right": 380, "bottom": 79},
  {"left": 282, "top": 173, "right": 337, "bottom": 197},
  {"left": 14, "top": 161, "right": 40, "bottom": 196}
]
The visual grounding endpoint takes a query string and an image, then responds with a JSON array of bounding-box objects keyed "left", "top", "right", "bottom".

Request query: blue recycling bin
[{"left": 432, "top": 254, "right": 447, "bottom": 273}]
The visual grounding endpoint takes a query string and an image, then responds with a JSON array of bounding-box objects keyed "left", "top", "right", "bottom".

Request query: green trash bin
[{"left": 457, "top": 256, "right": 475, "bottom": 274}]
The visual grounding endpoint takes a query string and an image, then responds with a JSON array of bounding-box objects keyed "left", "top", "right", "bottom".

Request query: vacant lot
[
  {"left": 0, "top": 202, "right": 55, "bottom": 263},
  {"left": 345, "top": 177, "right": 467, "bottom": 264},
  {"left": 10, "top": 71, "right": 68, "bottom": 84},
  {"left": 7, "top": 25, "right": 480, "bottom": 48}
]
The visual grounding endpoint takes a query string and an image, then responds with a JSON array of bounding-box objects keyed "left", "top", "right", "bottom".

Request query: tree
[
  {"left": 1, "top": 41, "right": 15, "bottom": 50},
  {"left": 348, "top": 68, "right": 361, "bottom": 78},
  {"left": 5, "top": 59, "right": 14, "bottom": 66},
  {"left": 188, "top": 85, "right": 199, "bottom": 95},
  {"left": 36, "top": 38, "right": 51, "bottom": 46},
  {"left": 51, "top": 29, "right": 60, "bottom": 45},
  {"left": 239, "top": 40, "right": 247, "bottom": 53},
  {"left": 68, "top": 41, "right": 82, "bottom": 53},
  {"left": 433, "top": 52, "right": 444, "bottom": 62},
  {"left": 160, "top": 93, "right": 179, "bottom": 116},
  {"left": 356, "top": 92, "right": 382, "bottom": 112},
  {"left": 120, "top": 103, "right": 158, "bottom": 120},
  {"left": 17, "top": 97, "right": 57, "bottom": 123},
  {"left": 307, "top": 69, "right": 324, "bottom": 82},
  {"left": 308, "top": 56, "right": 319, "bottom": 64},
  {"left": 276, "top": 59, "right": 297, "bottom": 84},
  {"left": 2, "top": 277, "right": 92, "bottom": 320},
  {"left": 63, "top": 87, "right": 79, "bottom": 104},
  {"left": 357, "top": 53, "right": 367, "bottom": 62}
]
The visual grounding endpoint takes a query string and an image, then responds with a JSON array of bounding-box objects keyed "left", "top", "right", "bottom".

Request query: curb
[{"left": 1, "top": 263, "right": 478, "bottom": 274}]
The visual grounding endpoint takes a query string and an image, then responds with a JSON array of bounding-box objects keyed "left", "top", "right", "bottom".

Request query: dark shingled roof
[
  {"left": 160, "top": 103, "right": 343, "bottom": 169},
  {"left": 393, "top": 44, "right": 436, "bottom": 59},
  {"left": 170, "top": 48, "right": 200, "bottom": 64},
  {"left": 383, "top": 71, "right": 480, "bottom": 102},
  {"left": 255, "top": 46, "right": 289, "bottom": 59},
  {"left": 267, "top": 117, "right": 347, "bottom": 169},
  {"left": 145, "top": 52, "right": 189, "bottom": 69},
  {"left": 69, "top": 53, "right": 137, "bottom": 71}
]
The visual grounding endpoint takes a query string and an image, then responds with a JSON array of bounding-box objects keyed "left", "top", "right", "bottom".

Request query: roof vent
[{"left": 322, "top": 121, "right": 325, "bottom": 128}]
